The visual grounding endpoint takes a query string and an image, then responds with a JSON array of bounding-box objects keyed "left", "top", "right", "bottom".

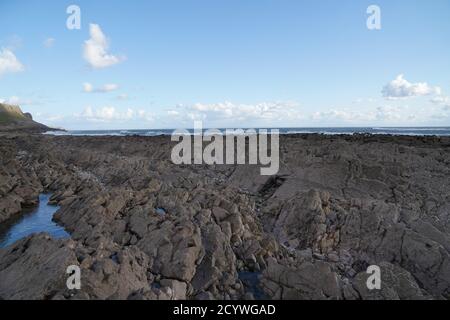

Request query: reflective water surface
[{"left": 0, "top": 194, "right": 70, "bottom": 248}]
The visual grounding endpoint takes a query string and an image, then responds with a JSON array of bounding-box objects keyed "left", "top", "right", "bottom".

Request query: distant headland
[{"left": 0, "top": 103, "right": 62, "bottom": 133}]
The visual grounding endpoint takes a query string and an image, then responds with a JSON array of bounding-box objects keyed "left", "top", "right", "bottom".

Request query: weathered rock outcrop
[
  {"left": 0, "top": 133, "right": 449, "bottom": 300},
  {"left": 0, "top": 234, "right": 77, "bottom": 299}
]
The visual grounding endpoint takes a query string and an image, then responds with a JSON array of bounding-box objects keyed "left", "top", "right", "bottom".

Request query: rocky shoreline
[{"left": 0, "top": 132, "right": 449, "bottom": 300}]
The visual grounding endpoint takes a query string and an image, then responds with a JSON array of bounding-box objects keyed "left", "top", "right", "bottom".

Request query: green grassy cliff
[{"left": 0, "top": 103, "right": 51, "bottom": 132}]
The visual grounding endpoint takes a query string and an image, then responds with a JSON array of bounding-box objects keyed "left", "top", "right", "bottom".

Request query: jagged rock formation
[{"left": 0, "top": 133, "right": 449, "bottom": 300}]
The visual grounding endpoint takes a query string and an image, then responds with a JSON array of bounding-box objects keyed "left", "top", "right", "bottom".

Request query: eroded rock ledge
[{"left": 0, "top": 133, "right": 449, "bottom": 300}]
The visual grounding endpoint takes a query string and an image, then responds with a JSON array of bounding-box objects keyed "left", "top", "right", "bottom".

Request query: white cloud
[
  {"left": 79, "top": 106, "right": 128, "bottom": 121},
  {"left": 83, "top": 24, "right": 124, "bottom": 69},
  {"left": 311, "top": 109, "right": 377, "bottom": 122},
  {"left": 353, "top": 97, "right": 376, "bottom": 104},
  {"left": 43, "top": 114, "right": 64, "bottom": 122},
  {"left": 76, "top": 106, "right": 153, "bottom": 122},
  {"left": 167, "top": 110, "right": 180, "bottom": 116},
  {"left": 0, "top": 48, "right": 24, "bottom": 77},
  {"left": 375, "top": 105, "right": 406, "bottom": 121},
  {"left": 310, "top": 104, "right": 444, "bottom": 124},
  {"left": 83, "top": 83, "right": 94, "bottom": 93},
  {"left": 102, "top": 84, "right": 119, "bottom": 92},
  {"left": 138, "top": 109, "right": 155, "bottom": 121},
  {"left": 431, "top": 96, "right": 447, "bottom": 104},
  {"left": 43, "top": 38, "right": 55, "bottom": 48},
  {"left": 0, "top": 96, "right": 34, "bottom": 106},
  {"left": 172, "top": 101, "right": 303, "bottom": 123},
  {"left": 83, "top": 82, "right": 119, "bottom": 93},
  {"left": 431, "top": 95, "right": 450, "bottom": 109},
  {"left": 382, "top": 74, "right": 440, "bottom": 99},
  {"left": 311, "top": 105, "right": 412, "bottom": 123},
  {"left": 125, "top": 108, "right": 135, "bottom": 119},
  {"left": 116, "top": 94, "right": 129, "bottom": 100}
]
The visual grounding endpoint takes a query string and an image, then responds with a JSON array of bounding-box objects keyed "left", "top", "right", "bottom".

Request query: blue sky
[{"left": 1, "top": 0, "right": 449, "bottom": 129}]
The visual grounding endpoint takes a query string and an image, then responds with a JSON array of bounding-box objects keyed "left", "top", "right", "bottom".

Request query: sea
[{"left": 44, "top": 127, "right": 450, "bottom": 137}]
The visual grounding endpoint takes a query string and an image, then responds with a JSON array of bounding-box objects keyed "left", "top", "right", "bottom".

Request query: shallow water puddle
[
  {"left": 0, "top": 194, "right": 70, "bottom": 248},
  {"left": 238, "top": 271, "right": 268, "bottom": 300},
  {"left": 155, "top": 207, "right": 167, "bottom": 216}
]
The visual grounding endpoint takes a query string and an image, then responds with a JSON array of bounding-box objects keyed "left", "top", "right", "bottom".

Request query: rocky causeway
[{"left": 0, "top": 132, "right": 449, "bottom": 300}]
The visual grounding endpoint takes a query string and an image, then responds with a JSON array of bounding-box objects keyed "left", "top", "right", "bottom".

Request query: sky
[{"left": 1, "top": 0, "right": 450, "bottom": 130}]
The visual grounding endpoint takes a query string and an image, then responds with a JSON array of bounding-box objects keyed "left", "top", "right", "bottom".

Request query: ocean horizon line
[{"left": 43, "top": 126, "right": 450, "bottom": 137}]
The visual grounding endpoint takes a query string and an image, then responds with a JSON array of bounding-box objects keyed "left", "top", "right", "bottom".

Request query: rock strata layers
[{"left": 0, "top": 133, "right": 449, "bottom": 300}]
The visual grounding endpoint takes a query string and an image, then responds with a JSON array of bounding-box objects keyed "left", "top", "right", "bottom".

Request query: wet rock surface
[{"left": 0, "top": 133, "right": 449, "bottom": 300}]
